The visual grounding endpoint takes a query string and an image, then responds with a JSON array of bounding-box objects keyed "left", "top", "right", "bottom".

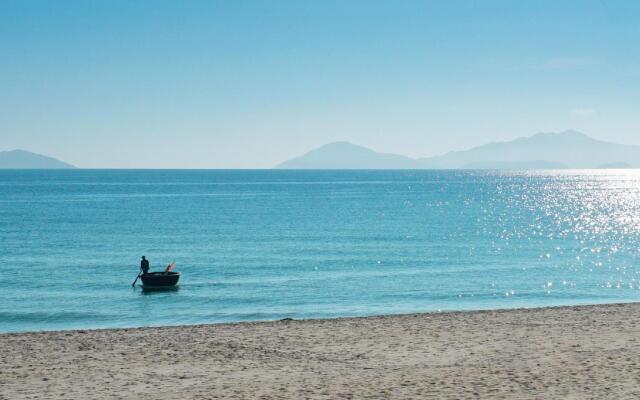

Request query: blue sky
[{"left": 1, "top": 0, "right": 639, "bottom": 168}]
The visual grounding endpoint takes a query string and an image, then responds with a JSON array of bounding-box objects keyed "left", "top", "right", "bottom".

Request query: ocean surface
[{"left": 2, "top": 169, "right": 640, "bottom": 333}]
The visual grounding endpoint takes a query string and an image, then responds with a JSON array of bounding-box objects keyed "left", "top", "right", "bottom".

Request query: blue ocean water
[{"left": 1, "top": 169, "right": 640, "bottom": 333}]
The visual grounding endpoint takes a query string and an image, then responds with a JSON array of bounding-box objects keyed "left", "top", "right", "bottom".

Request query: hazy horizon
[{"left": 2, "top": 1, "right": 639, "bottom": 168}]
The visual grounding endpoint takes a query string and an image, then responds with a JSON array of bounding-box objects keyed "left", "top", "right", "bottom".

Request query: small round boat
[{"left": 141, "top": 271, "right": 180, "bottom": 287}]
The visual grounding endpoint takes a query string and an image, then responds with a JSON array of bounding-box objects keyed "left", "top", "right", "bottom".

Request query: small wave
[{"left": 0, "top": 310, "right": 113, "bottom": 324}]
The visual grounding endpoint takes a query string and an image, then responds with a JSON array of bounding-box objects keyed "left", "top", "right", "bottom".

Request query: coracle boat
[{"left": 141, "top": 271, "right": 180, "bottom": 287}]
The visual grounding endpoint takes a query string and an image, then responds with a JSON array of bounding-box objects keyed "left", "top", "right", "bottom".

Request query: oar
[{"left": 131, "top": 271, "right": 142, "bottom": 287}]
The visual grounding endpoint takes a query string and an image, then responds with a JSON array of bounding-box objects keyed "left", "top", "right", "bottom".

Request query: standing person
[{"left": 140, "top": 256, "right": 150, "bottom": 275}]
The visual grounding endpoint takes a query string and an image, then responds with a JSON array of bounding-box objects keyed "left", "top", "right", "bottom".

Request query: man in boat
[{"left": 140, "top": 256, "right": 150, "bottom": 275}]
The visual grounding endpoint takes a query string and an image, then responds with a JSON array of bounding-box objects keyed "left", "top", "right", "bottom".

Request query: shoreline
[
  {"left": 3, "top": 299, "right": 638, "bottom": 336},
  {"left": 3, "top": 302, "right": 640, "bottom": 399}
]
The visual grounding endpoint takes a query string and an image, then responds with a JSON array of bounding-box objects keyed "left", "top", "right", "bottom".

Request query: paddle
[{"left": 131, "top": 271, "right": 142, "bottom": 287}]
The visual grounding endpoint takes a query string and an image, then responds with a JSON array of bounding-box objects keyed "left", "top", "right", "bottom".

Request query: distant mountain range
[
  {"left": 276, "top": 131, "right": 640, "bottom": 169},
  {"left": 0, "top": 150, "right": 76, "bottom": 169},
  {"left": 3, "top": 131, "right": 639, "bottom": 170}
]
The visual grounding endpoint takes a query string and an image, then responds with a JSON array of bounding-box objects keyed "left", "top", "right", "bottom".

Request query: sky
[{"left": 1, "top": 0, "right": 639, "bottom": 168}]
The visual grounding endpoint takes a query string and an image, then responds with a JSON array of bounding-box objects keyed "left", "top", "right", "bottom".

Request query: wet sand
[{"left": 2, "top": 303, "right": 640, "bottom": 399}]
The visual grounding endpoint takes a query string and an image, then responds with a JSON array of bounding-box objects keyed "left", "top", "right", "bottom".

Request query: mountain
[
  {"left": 276, "top": 141, "right": 417, "bottom": 169},
  {"left": 276, "top": 131, "right": 640, "bottom": 169},
  {"left": 0, "top": 150, "right": 76, "bottom": 169},
  {"left": 461, "top": 160, "right": 569, "bottom": 169},
  {"left": 417, "top": 130, "right": 640, "bottom": 169}
]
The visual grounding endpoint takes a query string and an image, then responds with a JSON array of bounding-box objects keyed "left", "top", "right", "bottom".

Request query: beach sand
[{"left": 2, "top": 303, "right": 640, "bottom": 399}]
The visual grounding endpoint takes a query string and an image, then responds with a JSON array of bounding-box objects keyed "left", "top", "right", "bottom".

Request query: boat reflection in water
[{"left": 141, "top": 285, "right": 180, "bottom": 294}]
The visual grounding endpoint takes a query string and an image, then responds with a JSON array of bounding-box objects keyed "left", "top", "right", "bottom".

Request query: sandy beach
[{"left": 2, "top": 303, "right": 640, "bottom": 399}]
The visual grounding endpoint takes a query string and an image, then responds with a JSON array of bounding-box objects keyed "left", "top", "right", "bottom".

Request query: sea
[{"left": 2, "top": 169, "right": 640, "bottom": 333}]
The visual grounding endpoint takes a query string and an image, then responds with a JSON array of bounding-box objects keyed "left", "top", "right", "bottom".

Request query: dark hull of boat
[{"left": 141, "top": 272, "right": 180, "bottom": 287}]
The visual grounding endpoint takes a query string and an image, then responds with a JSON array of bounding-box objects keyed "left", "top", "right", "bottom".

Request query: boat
[{"left": 140, "top": 271, "right": 180, "bottom": 287}]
